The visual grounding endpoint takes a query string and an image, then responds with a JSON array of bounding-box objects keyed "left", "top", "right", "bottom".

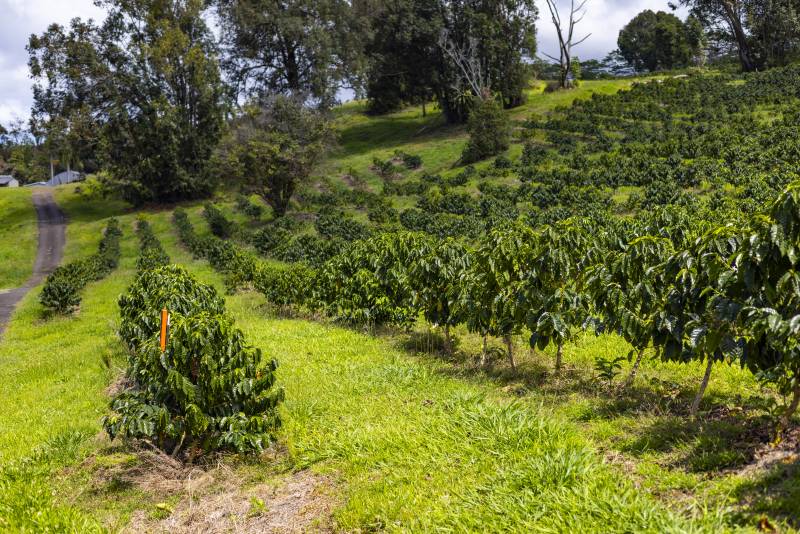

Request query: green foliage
[
  {"left": 618, "top": 10, "right": 704, "bottom": 72},
  {"left": 315, "top": 210, "right": 371, "bottom": 241},
  {"left": 594, "top": 355, "right": 626, "bottom": 384},
  {"left": 365, "top": 0, "right": 537, "bottom": 120},
  {"left": 408, "top": 239, "right": 471, "bottom": 338},
  {"left": 254, "top": 262, "right": 317, "bottom": 308},
  {"left": 235, "top": 194, "right": 265, "bottom": 219},
  {"left": 135, "top": 219, "right": 170, "bottom": 272},
  {"left": 461, "top": 98, "right": 511, "bottom": 164},
  {"left": 220, "top": 96, "right": 334, "bottom": 217},
  {"left": 29, "top": 0, "right": 226, "bottom": 204},
  {"left": 315, "top": 233, "right": 428, "bottom": 327},
  {"left": 203, "top": 203, "right": 235, "bottom": 239},
  {"left": 39, "top": 218, "right": 122, "bottom": 314},
  {"left": 107, "top": 262, "right": 283, "bottom": 455},
  {"left": 118, "top": 265, "right": 225, "bottom": 353},
  {"left": 105, "top": 312, "right": 283, "bottom": 455}
]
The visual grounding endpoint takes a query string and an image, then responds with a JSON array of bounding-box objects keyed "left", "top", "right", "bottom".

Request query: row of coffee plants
[
  {"left": 246, "top": 180, "right": 800, "bottom": 429},
  {"left": 104, "top": 218, "right": 283, "bottom": 457},
  {"left": 277, "top": 66, "right": 800, "bottom": 247},
  {"left": 39, "top": 218, "right": 122, "bottom": 314}
]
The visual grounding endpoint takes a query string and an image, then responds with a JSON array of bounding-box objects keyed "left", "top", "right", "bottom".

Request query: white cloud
[{"left": 0, "top": 0, "right": 105, "bottom": 126}]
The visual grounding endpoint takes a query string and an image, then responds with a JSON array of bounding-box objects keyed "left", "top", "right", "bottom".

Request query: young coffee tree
[
  {"left": 729, "top": 182, "right": 800, "bottom": 428},
  {"left": 408, "top": 238, "right": 472, "bottom": 354},
  {"left": 585, "top": 235, "right": 675, "bottom": 386},
  {"left": 460, "top": 222, "right": 535, "bottom": 370},
  {"left": 522, "top": 219, "right": 594, "bottom": 371},
  {"left": 656, "top": 224, "right": 743, "bottom": 416}
]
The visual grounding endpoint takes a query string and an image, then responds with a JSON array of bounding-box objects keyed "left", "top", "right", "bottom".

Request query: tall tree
[
  {"left": 677, "top": 0, "right": 757, "bottom": 71},
  {"left": 365, "top": 0, "right": 445, "bottom": 115},
  {"left": 618, "top": 10, "right": 705, "bottom": 72},
  {"left": 214, "top": 0, "right": 367, "bottom": 107},
  {"left": 364, "top": 0, "right": 537, "bottom": 122},
  {"left": 28, "top": 18, "right": 105, "bottom": 175},
  {"left": 220, "top": 96, "right": 334, "bottom": 217},
  {"left": 28, "top": 0, "right": 227, "bottom": 204}
]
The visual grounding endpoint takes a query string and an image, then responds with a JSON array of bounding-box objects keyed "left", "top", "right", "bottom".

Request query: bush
[
  {"left": 104, "top": 311, "right": 283, "bottom": 455},
  {"left": 252, "top": 226, "right": 290, "bottom": 254},
  {"left": 315, "top": 210, "right": 371, "bottom": 241},
  {"left": 203, "top": 203, "right": 235, "bottom": 239},
  {"left": 118, "top": 265, "right": 225, "bottom": 352},
  {"left": 461, "top": 98, "right": 510, "bottom": 164},
  {"left": 40, "top": 218, "right": 122, "bottom": 314},
  {"left": 271, "top": 234, "right": 344, "bottom": 267},
  {"left": 235, "top": 194, "right": 264, "bottom": 219},
  {"left": 396, "top": 151, "right": 422, "bottom": 169},
  {"left": 254, "top": 263, "right": 317, "bottom": 308},
  {"left": 135, "top": 219, "right": 170, "bottom": 272}
]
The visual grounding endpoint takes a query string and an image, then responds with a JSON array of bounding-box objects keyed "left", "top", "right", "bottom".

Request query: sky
[{"left": 0, "top": 0, "right": 687, "bottom": 127}]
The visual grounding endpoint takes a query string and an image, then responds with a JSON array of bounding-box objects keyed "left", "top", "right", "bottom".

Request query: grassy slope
[
  {"left": 0, "top": 188, "right": 38, "bottom": 290},
  {"left": 321, "top": 79, "right": 639, "bottom": 191}
]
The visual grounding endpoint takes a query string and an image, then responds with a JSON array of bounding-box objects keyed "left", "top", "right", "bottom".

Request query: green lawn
[{"left": 0, "top": 188, "right": 38, "bottom": 290}]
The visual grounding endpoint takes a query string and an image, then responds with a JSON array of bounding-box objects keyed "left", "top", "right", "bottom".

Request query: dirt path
[{"left": 0, "top": 189, "right": 65, "bottom": 337}]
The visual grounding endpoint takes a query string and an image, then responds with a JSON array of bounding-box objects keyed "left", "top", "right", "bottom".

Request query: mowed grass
[{"left": 0, "top": 188, "right": 38, "bottom": 290}]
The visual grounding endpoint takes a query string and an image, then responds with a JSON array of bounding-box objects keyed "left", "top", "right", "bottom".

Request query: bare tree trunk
[
  {"left": 555, "top": 341, "right": 564, "bottom": 371},
  {"left": 443, "top": 323, "right": 452, "bottom": 355},
  {"left": 722, "top": 1, "right": 757, "bottom": 72},
  {"left": 504, "top": 335, "right": 516, "bottom": 371},
  {"left": 780, "top": 382, "right": 800, "bottom": 430},
  {"left": 422, "top": 101, "right": 427, "bottom": 117},
  {"left": 691, "top": 358, "right": 714, "bottom": 417},
  {"left": 623, "top": 347, "right": 646, "bottom": 388},
  {"left": 480, "top": 335, "right": 488, "bottom": 367}
]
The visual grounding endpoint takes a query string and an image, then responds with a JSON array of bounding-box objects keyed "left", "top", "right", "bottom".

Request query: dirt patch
[
  {"left": 735, "top": 426, "right": 800, "bottom": 477},
  {"left": 82, "top": 446, "right": 336, "bottom": 533}
]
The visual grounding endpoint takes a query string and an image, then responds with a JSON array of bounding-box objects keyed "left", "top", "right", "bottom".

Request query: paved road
[{"left": 0, "top": 189, "right": 66, "bottom": 338}]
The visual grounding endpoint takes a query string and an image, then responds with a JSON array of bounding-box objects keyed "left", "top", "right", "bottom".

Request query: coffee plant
[{"left": 40, "top": 218, "right": 122, "bottom": 314}]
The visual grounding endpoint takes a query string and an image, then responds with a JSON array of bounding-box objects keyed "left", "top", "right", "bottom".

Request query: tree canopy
[{"left": 618, "top": 10, "right": 705, "bottom": 72}]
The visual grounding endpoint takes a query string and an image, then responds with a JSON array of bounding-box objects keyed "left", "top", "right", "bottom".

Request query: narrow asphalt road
[{"left": 0, "top": 189, "right": 66, "bottom": 338}]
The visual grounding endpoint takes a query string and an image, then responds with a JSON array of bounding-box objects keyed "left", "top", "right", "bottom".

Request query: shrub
[
  {"left": 104, "top": 311, "right": 283, "bottom": 455},
  {"left": 271, "top": 234, "right": 344, "bottom": 267},
  {"left": 252, "top": 226, "right": 290, "bottom": 254},
  {"left": 396, "top": 151, "right": 422, "bottom": 169},
  {"left": 235, "top": 194, "right": 264, "bottom": 219},
  {"left": 203, "top": 203, "right": 235, "bottom": 239},
  {"left": 135, "top": 219, "right": 170, "bottom": 272},
  {"left": 372, "top": 157, "right": 396, "bottom": 178},
  {"left": 254, "top": 263, "right": 317, "bottom": 308},
  {"left": 461, "top": 98, "right": 510, "bottom": 164},
  {"left": 315, "top": 210, "right": 371, "bottom": 241},
  {"left": 118, "top": 265, "right": 225, "bottom": 352},
  {"left": 40, "top": 218, "right": 122, "bottom": 314}
]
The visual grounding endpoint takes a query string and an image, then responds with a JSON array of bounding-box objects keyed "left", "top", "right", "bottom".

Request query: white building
[{"left": 0, "top": 176, "right": 20, "bottom": 188}]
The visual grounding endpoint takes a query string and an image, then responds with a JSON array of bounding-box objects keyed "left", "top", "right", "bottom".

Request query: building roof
[{"left": 49, "top": 170, "right": 83, "bottom": 186}]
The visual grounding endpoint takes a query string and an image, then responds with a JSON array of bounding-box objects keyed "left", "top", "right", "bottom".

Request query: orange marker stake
[{"left": 160, "top": 308, "right": 170, "bottom": 352}]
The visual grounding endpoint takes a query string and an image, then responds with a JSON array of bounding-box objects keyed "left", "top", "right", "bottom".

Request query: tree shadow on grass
[{"left": 730, "top": 431, "right": 800, "bottom": 530}]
